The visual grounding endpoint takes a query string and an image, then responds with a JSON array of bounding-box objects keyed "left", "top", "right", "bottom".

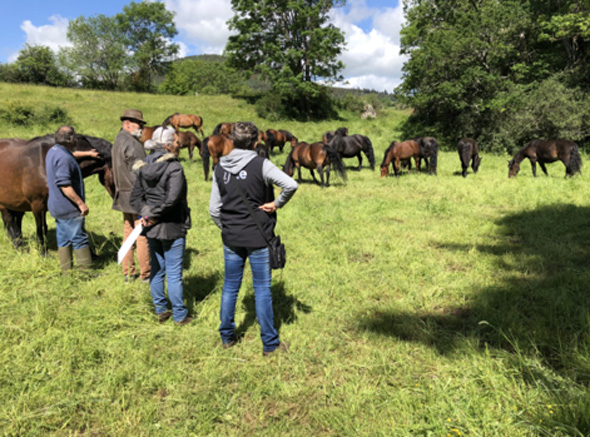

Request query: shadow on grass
[
  {"left": 184, "top": 272, "right": 221, "bottom": 316},
  {"left": 361, "top": 204, "right": 590, "bottom": 433},
  {"left": 235, "top": 279, "right": 312, "bottom": 341}
]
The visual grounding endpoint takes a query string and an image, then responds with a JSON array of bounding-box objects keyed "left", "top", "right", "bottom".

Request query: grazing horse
[
  {"left": 0, "top": 134, "right": 114, "bottom": 248},
  {"left": 283, "top": 142, "right": 347, "bottom": 187},
  {"left": 162, "top": 113, "right": 204, "bottom": 137},
  {"left": 201, "top": 134, "right": 234, "bottom": 181},
  {"left": 415, "top": 137, "right": 439, "bottom": 175},
  {"left": 175, "top": 131, "right": 202, "bottom": 161},
  {"left": 380, "top": 140, "right": 421, "bottom": 177},
  {"left": 328, "top": 130, "right": 375, "bottom": 171},
  {"left": 508, "top": 139, "right": 582, "bottom": 178},
  {"left": 266, "top": 129, "right": 298, "bottom": 153},
  {"left": 213, "top": 122, "right": 234, "bottom": 136},
  {"left": 322, "top": 127, "right": 348, "bottom": 144},
  {"left": 457, "top": 138, "right": 482, "bottom": 177}
]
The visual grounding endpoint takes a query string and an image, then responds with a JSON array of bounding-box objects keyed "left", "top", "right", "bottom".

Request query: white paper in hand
[{"left": 117, "top": 224, "right": 144, "bottom": 264}]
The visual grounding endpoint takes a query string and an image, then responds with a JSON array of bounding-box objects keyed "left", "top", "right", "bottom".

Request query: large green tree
[
  {"left": 116, "top": 1, "right": 179, "bottom": 92},
  {"left": 60, "top": 15, "right": 127, "bottom": 90},
  {"left": 225, "top": 0, "right": 346, "bottom": 119},
  {"left": 396, "top": 0, "right": 590, "bottom": 152},
  {"left": 14, "top": 44, "right": 70, "bottom": 87}
]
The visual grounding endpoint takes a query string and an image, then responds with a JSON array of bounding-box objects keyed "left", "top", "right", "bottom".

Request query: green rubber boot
[
  {"left": 74, "top": 246, "right": 93, "bottom": 269},
  {"left": 58, "top": 246, "right": 73, "bottom": 274}
]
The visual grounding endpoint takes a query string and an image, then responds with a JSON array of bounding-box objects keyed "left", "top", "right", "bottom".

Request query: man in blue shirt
[{"left": 46, "top": 125, "right": 92, "bottom": 273}]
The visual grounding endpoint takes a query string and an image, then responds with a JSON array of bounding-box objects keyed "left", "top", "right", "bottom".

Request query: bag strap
[{"left": 230, "top": 173, "right": 273, "bottom": 247}]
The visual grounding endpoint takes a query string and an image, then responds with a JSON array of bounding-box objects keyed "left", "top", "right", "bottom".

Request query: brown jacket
[{"left": 111, "top": 129, "right": 146, "bottom": 213}]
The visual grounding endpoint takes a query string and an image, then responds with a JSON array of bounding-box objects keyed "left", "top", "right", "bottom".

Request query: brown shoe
[
  {"left": 176, "top": 316, "right": 194, "bottom": 326},
  {"left": 222, "top": 339, "right": 236, "bottom": 349},
  {"left": 158, "top": 311, "right": 172, "bottom": 323},
  {"left": 263, "top": 341, "right": 290, "bottom": 357}
]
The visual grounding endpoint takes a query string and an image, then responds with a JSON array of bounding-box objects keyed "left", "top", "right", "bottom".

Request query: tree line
[{"left": 396, "top": 0, "right": 590, "bottom": 153}]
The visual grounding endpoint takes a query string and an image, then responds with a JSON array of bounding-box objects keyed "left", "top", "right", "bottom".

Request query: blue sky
[{"left": 0, "top": 0, "right": 406, "bottom": 92}]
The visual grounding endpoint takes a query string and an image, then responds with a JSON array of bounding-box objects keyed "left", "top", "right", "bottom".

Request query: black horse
[
  {"left": 327, "top": 128, "right": 375, "bottom": 171},
  {"left": 0, "top": 134, "right": 113, "bottom": 248},
  {"left": 508, "top": 139, "right": 582, "bottom": 178},
  {"left": 457, "top": 138, "right": 482, "bottom": 177},
  {"left": 414, "top": 137, "right": 439, "bottom": 175}
]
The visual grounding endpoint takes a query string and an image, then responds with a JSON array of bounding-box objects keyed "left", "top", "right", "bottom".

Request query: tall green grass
[{"left": 0, "top": 83, "right": 589, "bottom": 435}]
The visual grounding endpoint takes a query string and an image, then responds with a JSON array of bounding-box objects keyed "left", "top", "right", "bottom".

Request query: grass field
[{"left": 1, "top": 83, "right": 589, "bottom": 435}]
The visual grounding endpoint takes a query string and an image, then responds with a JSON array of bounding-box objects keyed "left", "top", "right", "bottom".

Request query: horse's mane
[
  {"left": 335, "top": 127, "right": 348, "bottom": 136},
  {"left": 381, "top": 142, "right": 396, "bottom": 167}
]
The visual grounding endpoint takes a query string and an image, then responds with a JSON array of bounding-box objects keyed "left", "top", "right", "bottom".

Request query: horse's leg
[
  {"left": 32, "top": 205, "right": 47, "bottom": 250},
  {"left": 357, "top": 153, "right": 363, "bottom": 171},
  {"left": 415, "top": 156, "right": 421, "bottom": 173},
  {"left": 325, "top": 165, "right": 330, "bottom": 187},
  {"left": 296, "top": 165, "right": 302, "bottom": 183},
  {"left": 316, "top": 167, "right": 325, "bottom": 187},
  {"left": 539, "top": 161, "right": 548, "bottom": 176},
  {"left": 1, "top": 209, "right": 25, "bottom": 247},
  {"left": 394, "top": 157, "right": 400, "bottom": 177},
  {"left": 188, "top": 143, "right": 194, "bottom": 161},
  {"left": 530, "top": 159, "right": 537, "bottom": 177},
  {"left": 310, "top": 169, "right": 319, "bottom": 185}
]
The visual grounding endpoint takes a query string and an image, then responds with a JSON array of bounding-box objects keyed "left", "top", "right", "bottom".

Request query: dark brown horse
[
  {"left": 266, "top": 129, "right": 298, "bottom": 153},
  {"left": 201, "top": 134, "right": 234, "bottom": 181},
  {"left": 282, "top": 142, "right": 347, "bottom": 187},
  {"left": 328, "top": 129, "right": 375, "bottom": 171},
  {"left": 175, "top": 131, "right": 202, "bottom": 161},
  {"left": 415, "top": 137, "right": 439, "bottom": 175},
  {"left": 458, "top": 138, "right": 482, "bottom": 177},
  {"left": 322, "top": 127, "right": 348, "bottom": 144},
  {"left": 380, "top": 140, "right": 421, "bottom": 177},
  {"left": 508, "top": 139, "right": 582, "bottom": 178},
  {"left": 162, "top": 113, "right": 204, "bottom": 137},
  {"left": 0, "top": 134, "right": 114, "bottom": 247}
]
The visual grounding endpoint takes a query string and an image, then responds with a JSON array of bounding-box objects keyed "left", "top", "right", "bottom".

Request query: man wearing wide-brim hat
[{"left": 112, "top": 108, "right": 151, "bottom": 283}]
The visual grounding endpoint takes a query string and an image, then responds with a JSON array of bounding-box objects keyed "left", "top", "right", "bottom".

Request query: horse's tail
[
  {"left": 570, "top": 145, "right": 582, "bottom": 175},
  {"left": 212, "top": 123, "right": 223, "bottom": 135},
  {"left": 266, "top": 130, "right": 276, "bottom": 151},
  {"left": 324, "top": 145, "right": 347, "bottom": 182},
  {"left": 198, "top": 116, "right": 204, "bottom": 137},
  {"left": 162, "top": 114, "right": 174, "bottom": 127},
  {"left": 283, "top": 147, "right": 295, "bottom": 175},
  {"left": 361, "top": 135, "right": 375, "bottom": 170},
  {"left": 429, "top": 139, "right": 439, "bottom": 175},
  {"left": 202, "top": 137, "right": 211, "bottom": 181}
]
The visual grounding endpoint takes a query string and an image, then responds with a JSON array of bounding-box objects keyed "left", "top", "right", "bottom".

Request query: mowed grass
[{"left": 1, "top": 83, "right": 590, "bottom": 435}]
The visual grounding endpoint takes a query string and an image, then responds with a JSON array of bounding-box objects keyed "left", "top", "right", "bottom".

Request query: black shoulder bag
[{"left": 231, "top": 175, "right": 286, "bottom": 269}]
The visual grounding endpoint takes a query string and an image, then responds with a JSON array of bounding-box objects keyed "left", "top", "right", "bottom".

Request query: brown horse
[
  {"left": 201, "top": 134, "right": 234, "bottom": 181},
  {"left": 266, "top": 129, "right": 298, "bottom": 153},
  {"left": 380, "top": 140, "right": 421, "bottom": 177},
  {"left": 162, "top": 113, "right": 204, "bottom": 137},
  {"left": 0, "top": 134, "right": 114, "bottom": 248},
  {"left": 175, "top": 131, "right": 202, "bottom": 161},
  {"left": 140, "top": 125, "right": 160, "bottom": 143},
  {"left": 283, "top": 142, "right": 347, "bottom": 187},
  {"left": 213, "top": 122, "right": 234, "bottom": 136},
  {"left": 458, "top": 138, "right": 482, "bottom": 177},
  {"left": 508, "top": 139, "right": 582, "bottom": 178}
]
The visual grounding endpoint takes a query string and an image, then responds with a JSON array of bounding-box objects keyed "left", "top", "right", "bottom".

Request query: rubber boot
[
  {"left": 58, "top": 246, "right": 73, "bottom": 274},
  {"left": 74, "top": 246, "right": 93, "bottom": 269}
]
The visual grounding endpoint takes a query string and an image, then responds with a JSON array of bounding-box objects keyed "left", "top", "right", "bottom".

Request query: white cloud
[
  {"left": 20, "top": 15, "right": 71, "bottom": 52},
  {"left": 165, "top": 0, "right": 234, "bottom": 54},
  {"left": 330, "top": 1, "right": 407, "bottom": 92}
]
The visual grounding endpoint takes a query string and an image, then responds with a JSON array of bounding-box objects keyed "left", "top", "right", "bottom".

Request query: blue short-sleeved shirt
[{"left": 46, "top": 144, "right": 85, "bottom": 219}]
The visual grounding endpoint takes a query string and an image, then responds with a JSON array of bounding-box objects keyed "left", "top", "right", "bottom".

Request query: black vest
[{"left": 215, "top": 157, "right": 276, "bottom": 248}]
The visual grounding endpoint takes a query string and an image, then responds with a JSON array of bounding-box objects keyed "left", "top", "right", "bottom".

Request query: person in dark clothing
[
  {"left": 209, "top": 121, "right": 298, "bottom": 355},
  {"left": 130, "top": 127, "right": 193, "bottom": 325},
  {"left": 46, "top": 125, "right": 93, "bottom": 273}
]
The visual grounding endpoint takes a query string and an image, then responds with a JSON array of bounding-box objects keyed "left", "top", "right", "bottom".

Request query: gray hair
[
  {"left": 232, "top": 121, "right": 259, "bottom": 150},
  {"left": 55, "top": 125, "right": 76, "bottom": 145},
  {"left": 144, "top": 126, "right": 175, "bottom": 151}
]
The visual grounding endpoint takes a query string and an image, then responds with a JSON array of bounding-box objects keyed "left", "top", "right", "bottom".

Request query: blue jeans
[
  {"left": 220, "top": 245, "right": 279, "bottom": 352},
  {"left": 55, "top": 216, "right": 89, "bottom": 249},
  {"left": 148, "top": 237, "right": 188, "bottom": 322}
]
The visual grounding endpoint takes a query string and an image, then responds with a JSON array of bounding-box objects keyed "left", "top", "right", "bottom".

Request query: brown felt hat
[{"left": 120, "top": 109, "right": 146, "bottom": 125}]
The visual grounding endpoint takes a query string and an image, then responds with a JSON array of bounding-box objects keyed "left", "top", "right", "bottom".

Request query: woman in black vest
[{"left": 209, "top": 122, "right": 298, "bottom": 355}]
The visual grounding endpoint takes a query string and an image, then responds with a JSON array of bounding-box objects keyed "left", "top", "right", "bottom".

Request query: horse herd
[{"left": 0, "top": 111, "right": 583, "bottom": 250}]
